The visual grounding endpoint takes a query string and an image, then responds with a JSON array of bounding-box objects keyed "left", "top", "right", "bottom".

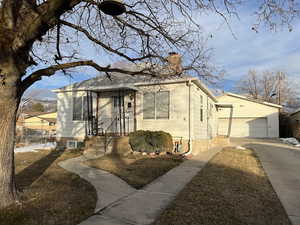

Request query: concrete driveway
[{"left": 231, "top": 138, "right": 300, "bottom": 225}]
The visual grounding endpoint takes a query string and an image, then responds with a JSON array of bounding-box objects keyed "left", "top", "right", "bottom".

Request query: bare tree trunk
[{"left": 0, "top": 57, "right": 21, "bottom": 208}]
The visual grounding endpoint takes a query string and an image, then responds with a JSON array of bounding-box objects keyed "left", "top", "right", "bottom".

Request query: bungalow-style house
[
  {"left": 22, "top": 111, "right": 57, "bottom": 134},
  {"left": 217, "top": 93, "right": 282, "bottom": 138},
  {"left": 289, "top": 109, "right": 300, "bottom": 139},
  {"left": 54, "top": 73, "right": 281, "bottom": 154},
  {"left": 54, "top": 73, "right": 221, "bottom": 155}
]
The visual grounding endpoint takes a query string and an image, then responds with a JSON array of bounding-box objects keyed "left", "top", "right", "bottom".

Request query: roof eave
[
  {"left": 192, "top": 79, "right": 218, "bottom": 102},
  {"left": 221, "top": 92, "right": 282, "bottom": 109},
  {"left": 53, "top": 85, "right": 138, "bottom": 93}
]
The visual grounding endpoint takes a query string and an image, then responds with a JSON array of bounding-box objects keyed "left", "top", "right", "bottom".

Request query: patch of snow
[
  {"left": 15, "top": 142, "right": 56, "bottom": 153},
  {"left": 280, "top": 138, "right": 300, "bottom": 146},
  {"left": 236, "top": 146, "right": 246, "bottom": 150}
]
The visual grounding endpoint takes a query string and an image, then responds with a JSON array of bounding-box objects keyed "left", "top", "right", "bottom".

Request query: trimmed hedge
[{"left": 129, "top": 130, "right": 173, "bottom": 153}]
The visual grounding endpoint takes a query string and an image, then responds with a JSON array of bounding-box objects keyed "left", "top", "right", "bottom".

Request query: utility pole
[{"left": 278, "top": 71, "right": 282, "bottom": 105}]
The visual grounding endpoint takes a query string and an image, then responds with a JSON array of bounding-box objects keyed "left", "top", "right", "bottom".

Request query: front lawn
[
  {"left": 154, "top": 147, "right": 291, "bottom": 225},
  {"left": 0, "top": 149, "right": 97, "bottom": 225},
  {"left": 85, "top": 153, "right": 184, "bottom": 189}
]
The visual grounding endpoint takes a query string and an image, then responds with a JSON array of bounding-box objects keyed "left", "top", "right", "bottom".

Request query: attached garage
[
  {"left": 218, "top": 117, "right": 268, "bottom": 138},
  {"left": 217, "top": 93, "right": 282, "bottom": 138}
]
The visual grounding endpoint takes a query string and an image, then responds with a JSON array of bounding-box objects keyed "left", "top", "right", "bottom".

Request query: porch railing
[{"left": 92, "top": 116, "right": 130, "bottom": 137}]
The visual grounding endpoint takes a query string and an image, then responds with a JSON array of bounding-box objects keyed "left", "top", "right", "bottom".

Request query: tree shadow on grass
[
  {"left": 153, "top": 147, "right": 292, "bottom": 225},
  {"left": 16, "top": 150, "right": 64, "bottom": 189}
]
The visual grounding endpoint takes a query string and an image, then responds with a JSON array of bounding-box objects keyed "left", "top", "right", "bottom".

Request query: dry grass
[
  {"left": 85, "top": 153, "right": 184, "bottom": 189},
  {"left": 154, "top": 148, "right": 291, "bottom": 225},
  {"left": 0, "top": 149, "right": 97, "bottom": 225}
]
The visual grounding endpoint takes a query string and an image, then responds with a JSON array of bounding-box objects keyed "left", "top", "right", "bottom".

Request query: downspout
[
  {"left": 207, "top": 95, "right": 209, "bottom": 139},
  {"left": 183, "top": 79, "right": 193, "bottom": 156},
  {"left": 227, "top": 106, "right": 233, "bottom": 138}
]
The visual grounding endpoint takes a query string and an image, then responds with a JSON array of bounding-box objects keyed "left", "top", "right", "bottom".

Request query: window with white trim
[
  {"left": 143, "top": 91, "right": 170, "bottom": 119},
  {"left": 200, "top": 95, "right": 203, "bottom": 122},
  {"left": 73, "top": 96, "right": 88, "bottom": 121},
  {"left": 208, "top": 103, "right": 213, "bottom": 117}
]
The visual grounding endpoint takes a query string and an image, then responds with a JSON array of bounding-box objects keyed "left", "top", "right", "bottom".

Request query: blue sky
[
  {"left": 26, "top": 3, "right": 300, "bottom": 99},
  {"left": 196, "top": 5, "right": 300, "bottom": 91}
]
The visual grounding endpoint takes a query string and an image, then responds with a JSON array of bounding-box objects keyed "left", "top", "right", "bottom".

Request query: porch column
[
  {"left": 96, "top": 92, "right": 100, "bottom": 135},
  {"left": 122, "top": 90, "right": 126, "bottom": 135},
  {"left": 227, "top": 106, "right": 233, "bottom": 138},
  {"left": 118, "top": 90, "right": 123, "bottom": 136},
  {"left": 134, "top": 91, "right": 137, "bottom": 131}
]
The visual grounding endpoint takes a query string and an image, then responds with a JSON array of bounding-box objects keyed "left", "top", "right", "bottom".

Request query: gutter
[{"left": 183, "top": 79, "right": 193, "bottom": 156}]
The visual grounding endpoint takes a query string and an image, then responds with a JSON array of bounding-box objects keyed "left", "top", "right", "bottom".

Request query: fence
[{"left": 16, "top": 122, "right": 56, "bottom": 146}]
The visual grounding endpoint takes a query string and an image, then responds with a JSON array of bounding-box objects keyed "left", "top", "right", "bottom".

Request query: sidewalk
[{"left": 59, "top": 147, "right": 221, "bottom": 225}]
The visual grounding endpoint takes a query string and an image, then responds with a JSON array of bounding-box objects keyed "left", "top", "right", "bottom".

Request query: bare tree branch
[
  {"left": 20, "top": 60, "right": 157, "bottom": 93},
  {"left": 60, "top": 20, "right": 163, "bottom": 62}
]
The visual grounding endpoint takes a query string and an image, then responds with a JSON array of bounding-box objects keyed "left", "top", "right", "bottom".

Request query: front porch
[{"left": 85, "top": 86, "right": 138, "bottom": 137}]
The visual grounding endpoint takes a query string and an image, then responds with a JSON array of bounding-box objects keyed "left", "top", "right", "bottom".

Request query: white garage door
[{"left": 218, "top": 118, "right": 268, "bottom": 138}]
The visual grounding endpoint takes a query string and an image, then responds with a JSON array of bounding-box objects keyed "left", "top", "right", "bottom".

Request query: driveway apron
[{"left": 232, "top": 138, "right": 300, "bottom": 225}]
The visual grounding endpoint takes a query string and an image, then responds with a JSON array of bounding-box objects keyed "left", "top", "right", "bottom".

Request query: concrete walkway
[
  {"left": 59, "top": 148, "right": 221, "bottom": 225},
  {"left": 231, "top": 138, "right": 300, "bottom": 225}
]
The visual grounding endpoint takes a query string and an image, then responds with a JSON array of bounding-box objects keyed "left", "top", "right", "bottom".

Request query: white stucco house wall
[
  {"left": 217, "top": 92, "right": 282, "bottom": 138},
  {"left": 54, "top": 73, "right": 219, "bottom": 154}
]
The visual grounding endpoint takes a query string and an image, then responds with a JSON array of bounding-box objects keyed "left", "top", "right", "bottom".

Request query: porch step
[{"left": 84, "top": 135, "right": 129, "bottom": 155}]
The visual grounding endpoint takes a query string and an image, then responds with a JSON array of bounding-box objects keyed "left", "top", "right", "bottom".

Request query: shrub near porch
[{"left": 129, "top": 130, "right": 173, "bottom": 154}]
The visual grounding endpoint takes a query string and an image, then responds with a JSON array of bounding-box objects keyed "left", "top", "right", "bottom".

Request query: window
[
  {"left": 73, "top": 96, "right": 87, "bottom": 121},
  {"left": 200, "top": 95, "right": 203, "bottom": 122},
  {"left": 208, "top": 103, "right": 213, "bottom": 117},
  {"left": 156, "top": 91, "right": 170, "bottom": 119},
  {"left": 143, "top": 92, "right": 155, "bottom": 119},
  {"left": 143, "top": 91, "right": 169, "bottom": 119}
]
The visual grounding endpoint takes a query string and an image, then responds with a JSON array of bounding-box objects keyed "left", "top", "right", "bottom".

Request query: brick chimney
[{"left": 167, "top": 52, "right": 183, "bottom": 75}]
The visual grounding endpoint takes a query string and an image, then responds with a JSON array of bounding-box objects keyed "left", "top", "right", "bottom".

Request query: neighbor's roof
[
  {"left": 218, "top": 92, "right": 282, "bottom": 109},
  {"left": 53, "top": 70, "right": 217, "bottom": 102},
  {"left": 23, "top": 111, "right": 56, "bottom": 119},
  {"left": 290, "top": 109, "right": 300, "bottom": 116},
  {"left": 37, "top": 117, "right": 56, "bottom": 123}
]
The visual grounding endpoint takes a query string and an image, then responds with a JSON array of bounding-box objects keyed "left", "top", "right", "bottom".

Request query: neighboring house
[
  {"left": 54, "top": 73, "right": 219, "bottom": 154},
  {"left": 289, "top": 110, "right": 300, "bottom": 139},
  {"left": 217, "top": 92, "right": 282, "bottom": 138},
  {"left": 290, "top": 110, "right": 300, "bottom": 121},
  {"left": 22, "top": 112, "right": 57, "bottom": 134}
]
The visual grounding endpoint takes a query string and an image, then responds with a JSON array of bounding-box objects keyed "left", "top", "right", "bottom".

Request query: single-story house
[
  {"left": 22, "top": 112, "right": 57, "bottom": 134},
  {"left": 217, "top": 92, "right": 282, "bottom": 138},
  {"left": 289, "top": 109, "right": 300, "bottom": 139},
  {"left": 54, "top": 74, "right": 281, "bottom": 154},
  {"left": 54, "top": 73, "right": 222, "bottom": 155},
  {"left": 290, "top": 109, "right": 300, "bottom": 121}
]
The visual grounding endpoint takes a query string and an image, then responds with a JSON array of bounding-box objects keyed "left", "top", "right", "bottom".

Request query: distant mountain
[
  {"left": 23, "top": 88, "right": 56, "bottom": 100},
  {"left": 21, "top": 88, "right": 57, "bottom": 112}
]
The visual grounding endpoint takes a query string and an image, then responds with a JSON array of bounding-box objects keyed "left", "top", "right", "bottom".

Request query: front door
[
  {"left": 112, "top": 95, "right": 124, "bottom": 135},
  {"left": 97, "top": 91, "right": 136, "bottom": 136}
]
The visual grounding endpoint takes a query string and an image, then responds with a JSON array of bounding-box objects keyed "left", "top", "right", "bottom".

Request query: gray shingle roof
[{"left": 58, "top": 70, "right": 193, "bottom": 90}]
